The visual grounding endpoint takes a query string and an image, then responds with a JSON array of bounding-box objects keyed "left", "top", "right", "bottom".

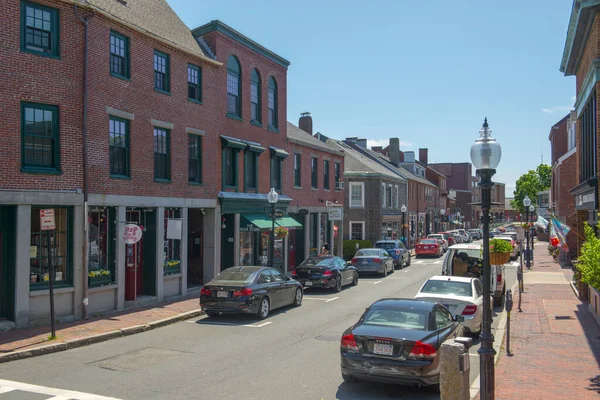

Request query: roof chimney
[
  {"left": 389, "top": 138, "right": 400, "bottom": 166},
  {"left": 419, "top": 148, "right": 428, "bottom": 165},
  {"left": 299, "top": 112, "right": 313, "bottom": 135},
  {"left": 372, "top": 146, "right": 383, "bottom": 153},
  {"left": 357, "top": 138, "right": 367, "bottom": 148}
]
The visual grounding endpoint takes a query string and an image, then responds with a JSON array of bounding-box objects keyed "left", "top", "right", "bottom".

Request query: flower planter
[
  {"left": 489, "top": 252, "right": 510, "bottom": 265},
  {"left": 164, "top": 265, "right": 181, "bottom": 275},
  {"left": 89, "top": 275, "right": 112, "bottom": 287}
]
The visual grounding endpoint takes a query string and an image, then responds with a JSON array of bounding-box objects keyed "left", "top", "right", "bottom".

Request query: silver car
[{"left": 350, "top": 248, "right": 394, "bottom": 277}]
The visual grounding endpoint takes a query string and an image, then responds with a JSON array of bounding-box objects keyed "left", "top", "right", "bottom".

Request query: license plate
[
  {"left": 423, "top": 246, "right": 429, "bottom": 249},
  {"left": 217, "top": 291, "right": 228, "bottom": 298},
  {"left": 362, "top": 261, "right": 368, "bottom": 264},
  {"left": 304, "top": 281, "right": 313, "bottom": 287},
  {"left": 373, "top": 343, "right": 393, "bottom": 355}
]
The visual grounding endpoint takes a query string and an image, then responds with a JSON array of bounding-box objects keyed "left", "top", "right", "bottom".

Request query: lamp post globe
[
  {"left": 267, "top": 188, "right": 278, "bottom": 269},
  {"left": 400, "top": 204, "right": 407, "bottom": 213},
  {"left": 523, "top": 195, "right": 531, "bottom": 208},
  {"left": 470, "top": 118, "right": 501, "bottom": 400},
  {"left": 529, "top": 205, "right": 535, "bottom": 213},
  {"left": 400, "top": 204, "right": 407, "bottom": 243}
]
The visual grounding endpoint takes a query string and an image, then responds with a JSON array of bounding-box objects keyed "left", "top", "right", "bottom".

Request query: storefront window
[
  {"left": 260, "top": 232, "right": 283, "bottom": 269},
  {"left": 164, "top": 209, "right": 182, "bottom": 275},
  {"left": 88, "top": 207, "right": 116, "bottom": 287},
  {"left": 30, "top": 207, "right": 71, "bottom": 289},
  {"left": 240, "top": 228, "right": 257, "bottom": 266}
]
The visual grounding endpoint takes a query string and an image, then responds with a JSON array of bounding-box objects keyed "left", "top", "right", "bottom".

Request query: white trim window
[
  {"left": 388, "top": 184, "right": 393, "bottom": 208},
  {"left": 381, "top": 182, "right": 386, "bottom": 208},
  {"left": 350, "top": 221, "right": 365, "bottom": 240},
  {"left": 395, "top": 185, "right": 399, "bottom": 208},
  {"left": 350, "top": 182, "right": 365, "bottom": 208}
]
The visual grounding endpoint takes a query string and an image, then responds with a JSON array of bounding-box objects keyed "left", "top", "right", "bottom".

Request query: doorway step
[
  {"left": 124, "top": 295, "right": 158, "bottom": 310},
  {"left": 0, "top": 319, "right": 15, "bottom": 331}
]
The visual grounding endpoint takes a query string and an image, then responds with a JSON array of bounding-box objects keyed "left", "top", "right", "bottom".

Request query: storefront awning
[
  {"left": 242, "top": 214, "right": 274, "bottom": 230},
  {"left": 276, "top": 216, "right": 303, "bottom": 229}
]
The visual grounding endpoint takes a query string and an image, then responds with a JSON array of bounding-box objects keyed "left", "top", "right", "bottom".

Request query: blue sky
[{"left": 169, "top": 0, "right": 575, "bottom": 195}]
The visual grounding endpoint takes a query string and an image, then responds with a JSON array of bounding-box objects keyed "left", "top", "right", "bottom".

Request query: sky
[{"left": 168, "top": 0, "right": 575, "bottom": 195}]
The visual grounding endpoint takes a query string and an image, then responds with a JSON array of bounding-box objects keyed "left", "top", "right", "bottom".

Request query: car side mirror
[{"left": 455, "top": 315, "right": 465, "bottom": 322}]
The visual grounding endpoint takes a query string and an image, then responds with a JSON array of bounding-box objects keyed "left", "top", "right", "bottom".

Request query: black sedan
[
  {"left": 200, "top": 266, "right": 303, "bottom": 320},
  {"left": 292, "top": 256, "right": 358, "bottom": 291},
  {"left": 340, "top": 298, "right": 464, "bottom": 391}
]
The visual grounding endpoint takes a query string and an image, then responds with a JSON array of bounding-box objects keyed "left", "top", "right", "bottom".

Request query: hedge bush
[{"left": 343, "top": 240, "right": 373, "bottom": 260}]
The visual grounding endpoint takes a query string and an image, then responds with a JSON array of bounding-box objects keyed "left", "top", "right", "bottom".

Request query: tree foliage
[
  {"left": 510, "top": 164, "right": 551, "bottom": 214},
  {"left": 577, "top": 223, "right": 600, "bottom": 290}
]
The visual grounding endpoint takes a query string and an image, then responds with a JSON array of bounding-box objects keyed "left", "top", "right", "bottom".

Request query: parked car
[
  {"left": 374, "top": 240, "right": 411, "bottom": 268},
  {"left": 427, "top": 234, "right": 448, "bottom": 252},
  {"left": 292, "top": 256, "right": 358, "bottom": 291},
  {"left": 498, "top": 232, "right": 522, "bottom": 255},
  {"left": 200, "top": 266, "right": 303, "bottom": 319},
  {"left": 441, "top": 244, "right": 506, "bottom": 306},
  {"left": 340, "top": 298, "right": 464, "bottom": 390},
  {"left": 414, "top": 275, "right": 492, "bottom": 336},
  {"left": 350, "top": 248, "right": 394, "bottom": 276},
  {"left": 447, "top": 230, "right": 463, "bottom": 243},
  {"left": 457, "top": 229, "right": 472, "bottom": 243},
  {"left": 438, "top": 232, "right": 455, "bottom": 246},
  {"left": 415, "top": 238, "right": 443, "bottom": 258},
  {"left": 468, "top": 229, "right": 482, "bottom": 240}
]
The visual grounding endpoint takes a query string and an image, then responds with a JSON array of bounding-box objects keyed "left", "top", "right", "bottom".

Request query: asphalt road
[{"left": 0, "top": 247, "right": 517, "bottom": 400}]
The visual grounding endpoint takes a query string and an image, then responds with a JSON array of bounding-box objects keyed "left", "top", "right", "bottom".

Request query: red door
[{"left": 125, "top": 243, "right": 138, "bottom": 301}]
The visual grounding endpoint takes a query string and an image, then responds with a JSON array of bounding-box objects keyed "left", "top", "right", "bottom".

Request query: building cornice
[
  {"left": 561, "top": 0, "right": 600, "bottom": 76},
  {"left": 575, "top": 58, "right": 600, "bottom": 115}
]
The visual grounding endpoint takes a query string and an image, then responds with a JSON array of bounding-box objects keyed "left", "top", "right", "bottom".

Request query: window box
[
  {"left": 164, "top": 261, "right": 181, "bottom": 276},
  {"left": 89, "top": 274, "right": 113, "bottom": 288}
]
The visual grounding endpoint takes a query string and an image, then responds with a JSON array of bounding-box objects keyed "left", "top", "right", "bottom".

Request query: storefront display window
[
  {"left": 88, "top": 207, "right": 116, "bottom": 287},
  {"left": 164, "top": 208, "right": 182, "bottom": 275},
  {"left": 240, "top": 229, "right": 256, "bottom": 266},
  {"left": 30, "top": 207, "right": 72, "bottom": 289}
]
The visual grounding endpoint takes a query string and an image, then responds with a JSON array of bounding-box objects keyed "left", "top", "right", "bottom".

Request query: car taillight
[
  {"left": 233, "top": 288, "right": 253, "bottom": 297},
  {"left": 497, "top": 273, "right": 502, "bottom": 284},
  {"left": 200, "top": 287, "right": 211, "bottom": 296},
  {"left": 395, "top": 249, "right": 400, "bottom": 255},
  {"left": 292, "top": 269, "right": 297, "bottom": 276},
  {"left": 323, "top": 270, "right": 333, "bottom": 276},
  {"left": 373, "top": 258, "right": 381, "bottom": 263},
  {"left": 410, "top": 341, "right": 436, "bottom": 357},
  {"left": 341, "top": 334, "right": 358, "bottom": 351},
  {"left": 462, "top": 305, "right": 478, "bottom": 315},
  {"left": 351, "top": 258, "right": 358, "bottom": 264}
]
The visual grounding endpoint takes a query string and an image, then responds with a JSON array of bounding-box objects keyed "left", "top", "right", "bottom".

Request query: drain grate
[{"left": 555, "top": 315, "right": 574, "bottom": 320}]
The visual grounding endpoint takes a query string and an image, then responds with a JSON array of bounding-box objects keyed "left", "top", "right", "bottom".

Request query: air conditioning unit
[{"left": 335, "top": 181, "right": 345, "bottom": 190}]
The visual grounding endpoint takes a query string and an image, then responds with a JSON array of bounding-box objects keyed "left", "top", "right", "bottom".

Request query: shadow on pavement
[
  {"left": 575, "top": 303, "right": 600, "bottom": 389},
  {"left": 336, "top": 381, "right": 439, "bottom": 399}
]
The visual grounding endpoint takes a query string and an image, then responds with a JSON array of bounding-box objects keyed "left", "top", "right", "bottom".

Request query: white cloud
[
  {"left": 366, "top": 139, "right": 413, "bottom": 149},
  {"left": 542, "top": 106, "right": 573, "bottom": 114}
]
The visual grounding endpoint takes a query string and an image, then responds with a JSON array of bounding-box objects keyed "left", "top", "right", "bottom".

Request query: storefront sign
[
  {"left": 120, "top": 224, "right": 142, "bottom": 244},
  {"left": 40, "top": 209, "right": 55, "bottom": 231},
  {"left": 166, "top": 219, "right": 182, "bottom": 240},
  {"left": 328, "top": 208, "right": 342, "bottom": 221},
  {"left": 576, "top": 191, "right": 595, "bottom": 209},
  {"left": 240, "top": 223, "right": 260, "bottom": 232}
]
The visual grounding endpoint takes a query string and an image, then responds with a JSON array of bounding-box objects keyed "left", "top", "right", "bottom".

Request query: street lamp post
[
  {"left": 529, "top": 204, "right": 535, "bottom": 264},
  {"left": 523, "top": 196, "right": 531, "bottom": 270},
  {"left": 267, "top": 188, "right": 279, "bottom": 268},
  {"left": 401, "top": 204, "right": 407, "bottom": 244},
  {"left": 470, "top": 118, "right": 502, "bottom": 400},
  {"left": 440, "top": 208, "right": 446, "bottom": 232},
  {"left": 457, "top": 211, "right": 461, "bottom": 228}
]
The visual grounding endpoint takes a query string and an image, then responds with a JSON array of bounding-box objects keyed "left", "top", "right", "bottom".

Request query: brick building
[
  {"left": 549, "top": 112, "right": 578, "bottom": 261},
  {"left": 429, "top": 162, "right": 475, "bottom": 228}
]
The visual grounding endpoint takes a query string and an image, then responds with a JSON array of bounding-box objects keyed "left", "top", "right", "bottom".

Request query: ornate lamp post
[
  {"left": 267, "top": 188, "right": 279, "bottom": 268},
  {"left": 457, "top": 211, "right": 461, "bottom": 228},
  {"left": 529, "top": 204, "right": 535, "bottom": 263},
  {"left": 400, "top": 204, "right": 407, "bottom": 243},
  {"left": 440, "top": 208, "right": 446, "bottom": 231},
  {"left": 523, "top": 196, "right": 531, "bottom": 270},
  {"left": 470, "top": 118, "right": 502, "bottom": 400}
]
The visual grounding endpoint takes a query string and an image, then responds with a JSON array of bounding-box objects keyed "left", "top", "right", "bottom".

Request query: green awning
[
  {"left": 242, "top": 214, "right": 274, "bottom": 230},
  {"left": 269, "top": 146, "right": 289, "bottom": 158},
  {"left": 221, "top": 135, "right": 247, "bottom": 150},
  {"left": 276, "top": 216, "right": 303, "bottom": 229}
]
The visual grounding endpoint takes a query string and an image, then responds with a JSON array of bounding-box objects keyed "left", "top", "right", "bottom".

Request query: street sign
[
  {"left": 40, "top": 209, "right": 55, "bottom": 231},
  {"left": 120, "top": 224, "right": 143, "bottom": 244},
  {"left": 328, "top": 208, "right": 342, "bottom": 221},
  {"left": 269, "top": 209, "right": 285, "bottom": 218}
]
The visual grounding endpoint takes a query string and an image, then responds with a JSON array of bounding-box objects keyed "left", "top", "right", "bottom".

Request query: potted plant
[
  {"left": 274, "top": 226, "right": 289, "bottom": 239},
  {"left": 88, "top": 269, "right": 112, "bottom": 287},
  {"left": 489, "top": 238, "right": 512, "bottom": 265}
]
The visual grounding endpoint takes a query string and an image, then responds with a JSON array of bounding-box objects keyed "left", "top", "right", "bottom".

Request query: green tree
[
  {"left": 510, "top": 164, "right": 551, "bottom": 215},
  {"left": 577, "top": 223, "right": 600, "bottom": 290}
]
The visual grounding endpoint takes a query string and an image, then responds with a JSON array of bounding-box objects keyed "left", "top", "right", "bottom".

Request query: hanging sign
[
  {"left": 328, "top": 208, "right": 342, "bottom": 221},
  {"left": 120, "top": 224, "right": 143, "bottom": 244},
  {"left": 40, "top": 209, "right": 55, "bottom": 231},
  {"left": 166, "top": 219, "right": 182, "bottom": 240}
]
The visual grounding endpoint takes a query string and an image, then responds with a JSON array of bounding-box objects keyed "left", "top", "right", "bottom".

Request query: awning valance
[
  {"left": 276, "top": 216, "right": 303, "bottom": 229},
  {"left": 221, "top": 135, "right": 247, "bottom": 150},
  {"left": 269, "top": 146, "right": 289, "bottom": 158}
]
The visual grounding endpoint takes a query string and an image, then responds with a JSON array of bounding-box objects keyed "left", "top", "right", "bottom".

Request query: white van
[{"left": 441, "top": 244, "right": 506, "bottom": 307}]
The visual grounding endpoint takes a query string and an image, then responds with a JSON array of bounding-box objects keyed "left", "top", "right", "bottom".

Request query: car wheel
[
  {"left": 351, "top": 272, "right": 358, "bottom": 286},
  {"left": 382, "top": 265, "right": 388, "bottom": 277},
  {"left": 406, "top": 256, "right": 411, "bottom": 266},
  {"left": 257, "top": 297, "right": 270, "bottom": 320},
  {"left": 342, "top": 373, "right": 356, "bottom": 383},
  {"left": 334, "top": 276, "right": 342, "bottom": 292},
  {"left": 293, "top": 287, "right": 303, "bottom": 307},
  {"left": 205, "top": 311, "right": 218, "bottom": 318}
]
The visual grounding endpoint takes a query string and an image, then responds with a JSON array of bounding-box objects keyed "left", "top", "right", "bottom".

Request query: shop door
[
  {"left": 0, "top": 232, "right": 5, "bottom": 319},
  {"left": 125, "top": 211, "right": 144, "bottom": 301}
]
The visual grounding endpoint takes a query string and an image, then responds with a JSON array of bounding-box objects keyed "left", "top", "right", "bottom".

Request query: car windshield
[
  {"left": 419, "top": 239, "right": 437, "bottom": 244},
  {"left": 213, "top": 269, "right": 258, "bottom": 283},
  {"left": 420, "top": 280, "right": 473, "bottom": 297},
  {"left": 375, "top": 242, "right": 396, "bottom": 250},
  {"left": 450, "top": 248, "right": 482, "bottom": 260},
  {"left": 356, "top": 250, "right": 380, "bottom": 256},
  {"left": 299, "top": 258, "right": 334, "bottom": 267},
  {"left": 362, "top": 308, "right": 428, "bottom": 330}
]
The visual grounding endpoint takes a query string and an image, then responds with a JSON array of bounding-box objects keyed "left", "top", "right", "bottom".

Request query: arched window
[
  {"left": 227, "top": 55, "right": 241, "bottom": 116},
  {"left": 268, "top": 76, "right": 278, "bottom": 129},
  {"left": 250, "top": 69, "right": 261, "bottom": 124}
]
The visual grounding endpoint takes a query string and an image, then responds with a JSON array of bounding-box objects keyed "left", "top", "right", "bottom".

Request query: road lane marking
[
  {"left": 434, "top": 260, "right": 443, "bottom": 264},
  {"left": 304, "top": 296, "right": 334, "bottom": 301},
  {"left": 324, "top": 297, "right": 339, "bottom": 303},
  {"left": 0, "top": 379, "right": 120, "bottom": 399},
  {"left": 373, "top": 280, "right": 383, "bottom": 285},
  {"left": 0, "top": 388, "right": 15, "bottom": 394},
  {"left": 414, "top": 261, "right": 424, "bottom": 264},
  {"left": 403, "top": 270, "right": 410, "bottom": 273},
  {"left": 187, "top": 320, "right": 273, "bottom": 328}
]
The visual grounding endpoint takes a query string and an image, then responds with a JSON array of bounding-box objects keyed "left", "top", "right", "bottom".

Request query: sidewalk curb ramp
[{"left": 0, "top": 309, "right": 203, "bottom": 364}]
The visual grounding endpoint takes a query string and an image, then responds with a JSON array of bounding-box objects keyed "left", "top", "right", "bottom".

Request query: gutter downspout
[{"left": 74, "top": 4, "right": 90, "bottom": 319}]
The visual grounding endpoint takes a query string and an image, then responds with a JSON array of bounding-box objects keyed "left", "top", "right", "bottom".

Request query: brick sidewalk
[
  {"left": 478, "top": 242, "right": 600, "bottom": 399},
  {"left": 0, "top": 296, "right": 200, "bottom": 360}
]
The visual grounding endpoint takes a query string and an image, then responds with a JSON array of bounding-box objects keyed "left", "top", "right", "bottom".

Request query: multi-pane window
[
  {"left": 251, "top": 69, "right": 261, "bottom": 123},
  {"left": 88, "top": 207, "right": 116, "bottom": 286},
  {"left": 334, "top": 162, "right": 341, "bottom": 189},
  {"left": 311, "top": 157, "right": 318, "bottom": 188},
  {"left": 381, "top": 183, "right": 386, "bottom": 207},
  {"left": 271, "top": 156, "right": 282, "bottom": 190},
  {"left": 268, "top": 77, "right": 278, "bottom": 128},
  {"left": 227, "top": 55, "right": 241, "bottom": 116},
  {"left": 223, "top": 147, "right": 237, "bottom": 187},
  {"left": 188, "top": 65, "right": 202, "bottom": 102},
  {"left": 109, "top": 117, "right": 129, "bottom": 177},
  {"left": 395, "top": 185, "right": 399, "bottom": 208},
  {"left": 388, "top": 184, "right": 392, "bottom": 208},
  {"left": 22, "top": 102, "right": 59, "bottom": 171},
  {"left": 580, "top": 93, "right": 597, "bottom": 183},
  {"left": 294, "top": 153, "right": 301, "bottom": 187},
  {"left": 153, "top": 128, "right": 170, "bottom": 180},
  {"left": 350, "top": 182, "right": 364, "bottom": 208},
  {"left": 323, "top": 160, "right": 330, "bottom": 190},
  {"left": 110, "top": 31, "right": 129, "bottom": 78},
  {"left": 21, "top": 1, "right": 59, "bottom": 57},
  {"left": 350, "top": 222, "right": 364, "bottom": 240},
  {"left": 188, "top": 135, "right": 202, "bottom": 184},
  {"left": 245, "top": 152, "right": 257, "bottom": 191},
  {"left": 154, "top": 51, "right": 170, "bottom": 92}
]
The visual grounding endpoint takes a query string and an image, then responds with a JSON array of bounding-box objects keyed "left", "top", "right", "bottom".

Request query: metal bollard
[
  {"left": 440, "top": 337, "right": 472, "bottom": 400},
  {"left": 505, "top": 289, "right": 513, "bottom": 355}
]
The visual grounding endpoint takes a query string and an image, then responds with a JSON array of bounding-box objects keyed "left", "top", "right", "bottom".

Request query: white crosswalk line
[
  {"left": 0, "top": 387, "right": 16, "bottom": 394},
  {"left": 0, "top": 379, "right": 121, "bottom": 399},
  {"left": 324, "top": 296, "right": 339, "bottom": 303},
  {"left": 373, "top": 280, "right": 382, "bottom": 285},
  {"left": 414, "top": 261, "right": 424, "bottom": 264},
  {"left": 434, "top": 260, "right": 443, "bottom": 264}
]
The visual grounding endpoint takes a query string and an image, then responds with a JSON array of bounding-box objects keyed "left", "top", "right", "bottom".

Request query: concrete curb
[{"left": 0, "top": 309, "right": 204, "bottom": 364}]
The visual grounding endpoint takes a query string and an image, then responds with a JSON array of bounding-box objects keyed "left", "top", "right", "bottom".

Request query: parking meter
[
  {"left": 505, "top": 289, "right": 513, "bottom": 312},
  {"left": 505, "top": 289, "right": 513, "bottom": 355}
]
